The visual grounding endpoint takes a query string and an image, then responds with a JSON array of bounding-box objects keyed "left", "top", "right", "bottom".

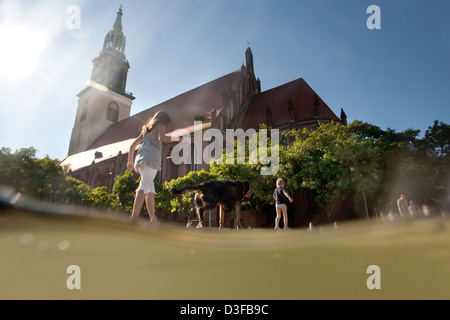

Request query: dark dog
[{"left": 171, "top": 180, "right": 250, "bottom": 229}]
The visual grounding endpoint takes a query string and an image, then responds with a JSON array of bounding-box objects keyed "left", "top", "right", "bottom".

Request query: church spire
[
  {"left": 89, "top": 6, "right": 133, "bottom": 97},
  {"left": 68, "top": 6, "right": 134, "bottom": 157},
  {"left": 113, "top": 5, "right": 123, "bottom": 32},
  {"left": 245, "top": 46, "right": 254, "bottom": 73},
  {"left": 102, "top": 6, "right": 126, "bottom": 54}
]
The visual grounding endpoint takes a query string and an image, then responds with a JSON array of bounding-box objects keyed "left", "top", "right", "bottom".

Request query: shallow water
[{"left": 0, "top": 191, "right": 449, "bottom": 299}]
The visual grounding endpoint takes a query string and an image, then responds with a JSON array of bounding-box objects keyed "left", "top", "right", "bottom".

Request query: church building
[{"left": 61, "top": 7, "right": 349, "bottom": 226}]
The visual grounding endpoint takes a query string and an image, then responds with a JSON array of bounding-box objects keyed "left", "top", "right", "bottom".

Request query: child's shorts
[{"left": 137, "top": 166, "right": 158, "bottom": 194}]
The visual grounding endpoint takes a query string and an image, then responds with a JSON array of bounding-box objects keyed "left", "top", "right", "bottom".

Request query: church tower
[{"left": 68, "top": 6, "right": 135, "bottom": 156}]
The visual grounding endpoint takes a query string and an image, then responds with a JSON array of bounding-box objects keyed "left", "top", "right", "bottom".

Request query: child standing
[
  {"left": 273, "top": 178, "right": 293, "bottom": 230},
  {"left": 127, "top": 110, "right": 178, "bottom": 223}
]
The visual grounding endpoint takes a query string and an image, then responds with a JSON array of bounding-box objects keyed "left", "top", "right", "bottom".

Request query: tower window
[{"left": 107, "top": 101, "right": 119, "bottom": 122}]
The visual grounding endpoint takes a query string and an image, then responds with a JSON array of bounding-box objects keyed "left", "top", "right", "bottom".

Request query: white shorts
[
  {"left": 276, "top": 203, "right": 286, "bottom": 209},
  {"left": 137, "top": 166, "right": 158, "bottom": 195}
]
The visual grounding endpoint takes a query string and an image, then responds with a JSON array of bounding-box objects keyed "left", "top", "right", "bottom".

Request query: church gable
[{"left": 241, "top": 78, "right": 343, "bottom": 131}]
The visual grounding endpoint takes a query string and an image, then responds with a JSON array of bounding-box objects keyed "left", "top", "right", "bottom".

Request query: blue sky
[{"left": 0, "top": 0, "right": 449, "bottom": 161}]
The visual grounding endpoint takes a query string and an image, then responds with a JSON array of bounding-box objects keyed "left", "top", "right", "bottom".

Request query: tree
[
  {"left": 346, "top": 120, "right": 412, "bottom": 216},
  {"left": 85, "top": 186, "right": 112, "bottom": 209},
  {"left": 62, "top": 176, "right": 91, "bottom": 205},
  {"left": 423, "top": 120, "right": 450, "bottom": 158},
  {"left": 61, "top": 176, "right": 114, "bottom": 210},
  {"left": 280, "top": 121, "right": 395, "bottom": 221},
  {"left": 404, "top": 120, "right": 450, "bottom": 208},
  {"left": 0, "top": 147, "right": 65, "bottom": 201},
  {"left": 110, "top": 170, "right": 139, "bottom": 212}
]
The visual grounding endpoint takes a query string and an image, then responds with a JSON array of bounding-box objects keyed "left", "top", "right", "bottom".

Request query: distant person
[
  {"left": 273, "top": 178, "right": 293, "bottom": 230},
  {"left": 421, "top": 205, "right": 431, "bottom": 217},
  {"left": 387, "top": 210, "right": 395, "bottom": 221},
  {"left": 408, "top": 200, "right": 421, "bottom": 217},
  {"left": 397, "top": 194, "right": 409, "bottom": 217}
]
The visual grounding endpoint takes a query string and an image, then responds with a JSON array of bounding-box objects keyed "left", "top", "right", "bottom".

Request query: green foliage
[
  {"left": 157, "top": 120, "right": 449, "bottom": 221},
  {"left": 1, "top": 119, "right": 448, "bottom": 221},
  {"left": 61, "top": 176, "right": 114, "bottom": 210},
  {"left": 0, "top": 147, "right": 65, "bottom": 201},
  {"left": 62, "top": 176, "right": 91, "bottom": 205},
  {"left": 207, "top": 127, "right": 279, "bottom": 225},
  {"left": 110, "top": 170, "right": 139, "bottom": 212},
  {"left": 280, "top": 122, "right": 364, "bottom": 220},
  {"left": 84, "top": 186, "right": 112, "bottom": 209},
  {"left": 279, "top": 120, "right": 438, "bottom": 220},
  {"left": 158, "top": 169, "right": 216, "bottom": 215},
  {"left": 423, "top": 120, "right": 450, "bottom": 157}
]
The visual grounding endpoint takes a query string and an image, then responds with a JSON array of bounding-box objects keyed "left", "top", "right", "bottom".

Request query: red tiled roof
[
  {"left": 62, "top": 73, "right": 343, "bottom": 172},
  {"left": 89, "top": 69, "right": 244, "bottom": 149},
  {"left": 241, "top": 78, "right": 341, "bottom": 130}
]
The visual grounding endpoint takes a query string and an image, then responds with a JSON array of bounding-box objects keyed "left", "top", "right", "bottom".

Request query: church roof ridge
[{"left": 88, "top": 68, "right": 245, "bottom": 149}]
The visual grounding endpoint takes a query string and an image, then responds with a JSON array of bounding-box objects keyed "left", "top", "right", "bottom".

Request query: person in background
[
  {"left": 273, "top": 178, "right": 293, "bottom": 230},
  {"left": 408, "top": 200, "right": 421, "bottom": 217},
  {"left": 397, "top": 194, "right": 409, "bottom": 217}
]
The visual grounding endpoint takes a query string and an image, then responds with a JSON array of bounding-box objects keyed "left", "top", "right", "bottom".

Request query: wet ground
[
  {"left": 0, "top": 188, "right": 449, "bottom": 299},
  {"left": 0, "top": 207, "right": 450, "bottom": 300}
]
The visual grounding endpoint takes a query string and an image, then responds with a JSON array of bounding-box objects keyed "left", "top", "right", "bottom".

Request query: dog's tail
[{"left": 170, "top": 185, "right": 203, "bottom": 195}]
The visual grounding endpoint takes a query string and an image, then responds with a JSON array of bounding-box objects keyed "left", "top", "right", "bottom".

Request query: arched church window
[{"left": 107, "top": 101, "right": 119, "bottom": 122}]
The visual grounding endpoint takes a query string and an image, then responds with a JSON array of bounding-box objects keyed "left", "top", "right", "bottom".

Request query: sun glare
[{"left": 0, "top": 24, "right": 48, "bottom": 81}]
